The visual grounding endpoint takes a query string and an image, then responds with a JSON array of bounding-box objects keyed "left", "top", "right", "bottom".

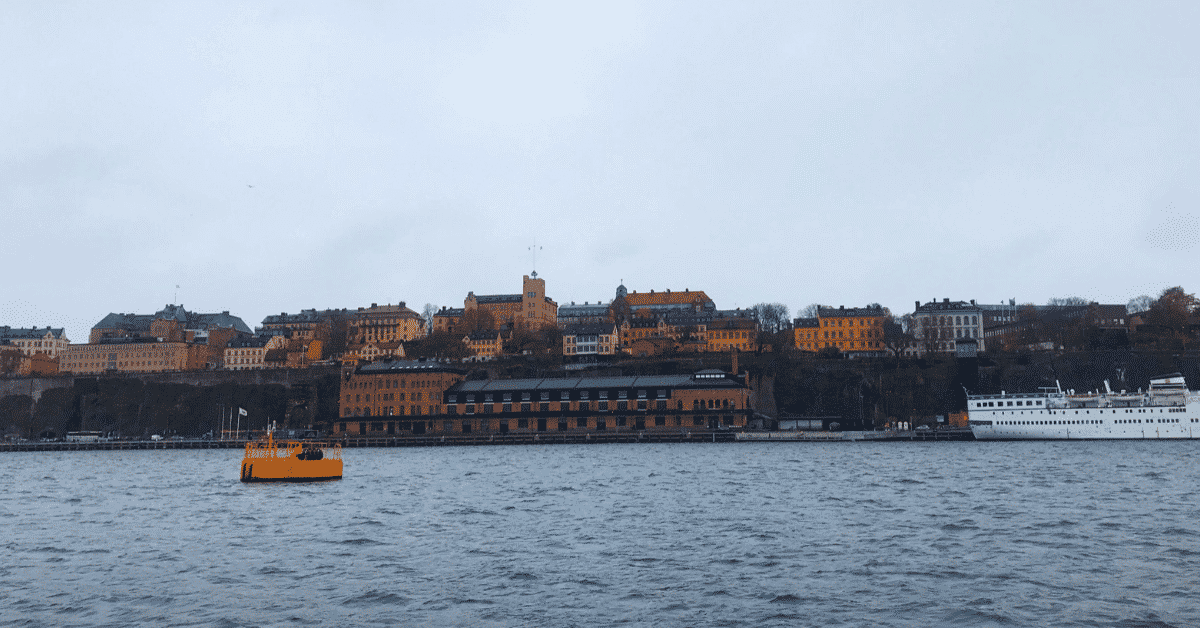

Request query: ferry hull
[{"left": 240, "top": 458, "right": 343, "bottom": 482}]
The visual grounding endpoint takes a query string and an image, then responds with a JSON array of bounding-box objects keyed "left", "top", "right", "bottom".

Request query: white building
[{"left": 911, "top": 299, "right": 985, "bottom": 355}]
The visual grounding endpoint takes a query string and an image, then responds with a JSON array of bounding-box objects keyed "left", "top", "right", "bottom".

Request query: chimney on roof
[
  {"left": 840, "top": 305, "right": 845, "bottom": 310},
  {"left": 371, "top": 303, "right": 377, "bottom": 308},
  {"left": 970, "top": 299, "right": 976, "bottom": 306},
  {"left": 943, "top": 298, "right": 950, "bottom": 303},
  {"left": 915, "top": 301, "right": 920, "bottom": 310},
  {"left": 399, "top": 301, "right": 405, "bottom": 308},
  {"left": 222, "top": 311, "right": 229, "bottom": 315}
]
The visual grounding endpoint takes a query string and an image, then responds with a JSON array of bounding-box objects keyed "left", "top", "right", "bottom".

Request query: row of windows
[
  {"left": 977, "top": 400, "right": 1044, "bottom": 408},
  {"left": 451, "top": 389, "right": 672, "bottom": 403},
  {"left": 991, "top": 418, "right": 1192, "bottom": 426},
  {"left": 449, "top": 398, "right": 739, "bottom": 414},
  {"left": 337, "top": 414, "right": 739, "bottom": 434},
  {"left": 347, "top": 392, "right": 429, "bottom": 403},
  {"left": 822, "top": 318, "right": 878, "bottom": 328},
  {"left": 344, "top": 405, "right": 437, "bottom": 417}
]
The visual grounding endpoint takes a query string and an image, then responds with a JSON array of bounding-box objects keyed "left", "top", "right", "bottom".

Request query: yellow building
[
  {"left": 814, "top": 305, "right": 886, "bottom": 356},
  {"left": 706, "top": 318, "right": 757, "bottom": 353},
  {"left": 223, "top": 335, "right": 289, "bottom": 370},
  {"left": 464, "top": 330, "right": 505, "bottom": 358},
  {"left": 348, "top": 302, "right": 425, "bottom": 345},
  {"left": 436, "top": 274, "right": 558, "bottom": 333},
  {"left": 791, "top": 317, "right": 821, "bottom": 352}
]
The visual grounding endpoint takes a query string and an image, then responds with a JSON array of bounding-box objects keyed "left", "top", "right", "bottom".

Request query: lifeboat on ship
[{"left": 240, "top": 424, "right": 342, "bottom": 483}]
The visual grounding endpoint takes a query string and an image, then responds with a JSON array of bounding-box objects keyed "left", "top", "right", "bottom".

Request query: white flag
[{"left": 238, "top": 408, "right": 247, "bottom": 416}]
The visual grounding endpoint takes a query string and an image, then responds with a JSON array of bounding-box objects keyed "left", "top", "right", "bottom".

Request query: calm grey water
[{"left": 2, "top": 441, "right": 1198, "bottom": 627}]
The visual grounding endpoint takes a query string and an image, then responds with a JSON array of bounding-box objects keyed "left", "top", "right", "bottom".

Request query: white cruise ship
[{"left": 968, "top": 373, "right": 1200, "bottom": 440}]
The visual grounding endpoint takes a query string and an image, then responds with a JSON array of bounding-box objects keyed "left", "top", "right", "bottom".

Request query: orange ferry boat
[{"left": 240, "top": 425, "right": 342, "bottom": 483}]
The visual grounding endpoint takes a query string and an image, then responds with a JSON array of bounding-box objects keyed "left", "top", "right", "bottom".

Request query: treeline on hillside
[{"left": 0, "top": 375, "right": 341, "bottom": 440}]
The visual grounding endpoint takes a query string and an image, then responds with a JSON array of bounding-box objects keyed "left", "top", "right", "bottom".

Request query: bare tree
[
  {"left": 1046, "top": 296, "right": 1089, "bottom": 307},
  {"left": 421, "top": 303, "right": 437, "bottom": 334},
  {"left": 881, "top": 313, "right": 914, "bottom": 359},
  {"left": 1127, "top": 295, "right": 1153, "bottom": 314},
  {"left": 798, "top": 303, "right": 820, "bottom": 318},
  {"left": 751, "top": 303, "right": 790, "bottom": 333}
]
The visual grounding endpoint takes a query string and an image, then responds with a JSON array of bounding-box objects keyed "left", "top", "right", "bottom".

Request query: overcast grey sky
[{"left": 3, "top": 1, "right": 1198, "bottom": 343}]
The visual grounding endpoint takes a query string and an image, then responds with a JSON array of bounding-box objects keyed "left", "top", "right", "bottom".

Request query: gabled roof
[
  {"left": 474, "top": 294, "right": 522, "bottom": 304},
  {"left": 227, "top": 336, "right": 271, "bottom": 349},
  {"left": 356, "top": 359, "right": 466, "bottom": 375},
  {"left": 562, "top": 322, "right": 618, "bottom": 336},
  {"left": 818, "top": 305, "right": 886, "bottom": 318},
  {"left": 261, "top": 308, "right": 347, "bottom": 326},
  {"left": 624, "top": 289, "right": 711, "bottom": 307},
  {"left": 450, "top": 371, "right": 743, "bottom": 393},
  {"left": 94, "top": 305, "right": 252, "bottom": 334},
  {"left": 0, "top": 326, "right": 66, "bottom": 340}
]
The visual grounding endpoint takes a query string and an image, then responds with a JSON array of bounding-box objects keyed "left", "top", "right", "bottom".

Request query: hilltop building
[
  {"left": 813, "top": 305, "right": 886, "bottom": 356},
  {"left": 0, "top": 326, "right": 69, "bottom": 358},
  {"left": 562, "top": 323, "right": 619, "bottom": 359},
  {"left": 348, "top": 302, "right": 425, "bottom": 345},
  {"left": 434, "top": 274, "right": 558, "bottom": 333},
  {"left": 911, "top": 299, "right": 985, "bottom": 355},
  {"left": 62, "top": 304, "right": 252, "bottom": 374}
]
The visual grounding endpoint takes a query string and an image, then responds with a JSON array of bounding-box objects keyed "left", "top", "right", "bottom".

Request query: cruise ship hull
[{"left": 967, "top": 374, "right": 1200, "bottom": 440}]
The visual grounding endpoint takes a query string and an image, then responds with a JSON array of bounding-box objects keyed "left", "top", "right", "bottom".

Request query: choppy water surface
[{"left": 2, "top": 441, "right": 1198, "bottom": 627}]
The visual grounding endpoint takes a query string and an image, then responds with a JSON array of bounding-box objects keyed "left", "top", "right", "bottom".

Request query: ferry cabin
[
  {"left": 967, "top": 387, "right": 1200, "bottom": 439},
  {"left": 334, "top": 363, "right": 751, "bottom": 437}
]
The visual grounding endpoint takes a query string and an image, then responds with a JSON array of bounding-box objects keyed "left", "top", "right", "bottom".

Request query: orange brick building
[{"left": 336, "top": 360, "right": 468, "bottom": 435}]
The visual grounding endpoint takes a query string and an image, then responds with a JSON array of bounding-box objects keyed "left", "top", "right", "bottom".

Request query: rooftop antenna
[{"left": 528, "top": 240, "right": 542, "bottom": 277}]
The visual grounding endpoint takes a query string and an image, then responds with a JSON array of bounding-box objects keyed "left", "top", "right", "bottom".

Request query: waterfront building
[
  {"left": 815, "top": 305, "right": 886, "bottom": 356},
  {"left": 336, "top": 360, "right": 468, "bottom": 434},
  {"left": 441, "top": 370, "right": 751, "bottom": 434},
  {"left": 332, "top": 366, "right": 753, "bottom": 437}
]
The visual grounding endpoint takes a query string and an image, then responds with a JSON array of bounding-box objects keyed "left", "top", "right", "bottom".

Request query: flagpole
[{"left": 236, "top": 409, "right": 241, "bottom": 441}]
